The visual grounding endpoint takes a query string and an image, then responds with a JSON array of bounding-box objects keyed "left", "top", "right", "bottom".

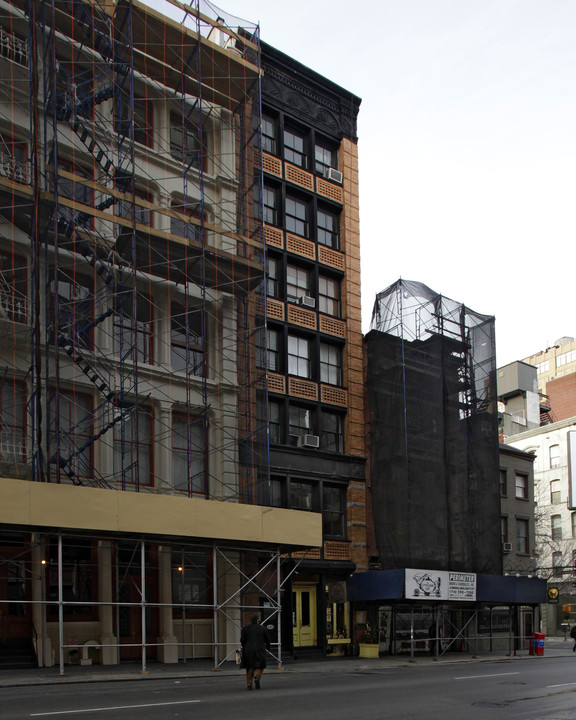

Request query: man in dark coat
[{"left": 240, "top": 615, "right": 271, "bottom": 690}]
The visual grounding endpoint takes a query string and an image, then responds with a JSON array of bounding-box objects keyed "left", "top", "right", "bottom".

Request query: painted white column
[
  {"left": 157, "top": 545, "right": 178, "bottom": 663},
  {"left": 98, "top": 540, "right": 118, "bottom": 665}
]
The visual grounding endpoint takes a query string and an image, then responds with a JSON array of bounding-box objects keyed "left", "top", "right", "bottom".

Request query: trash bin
[
  {"left": 535, "top": 632, "right": 545, "bottom": 656},
  {"left": 529, "top": 633, "right": 535, "bottom": 656}
]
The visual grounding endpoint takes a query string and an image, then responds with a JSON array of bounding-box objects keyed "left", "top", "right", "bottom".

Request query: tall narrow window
[
  {"left": 515, "top": 472, "right": 528, "bottom": 500},
  {"left": 0, "top": 136, "right": 29, "bottom": 183},
  {"left": 550, "top": 480, "right": 561, "bottom": 504},
  {"left": 266, "top": 256, "right": 279, "bottom": 299},
  {"left": 171, "top": 304, "right": 205, "bottom": 376},
  {"left": 0, "top": 380, "right": 26, "bottom": 463},
  {"left": 553, "top": 551, "right": 563, "bottom": 578},
  {"left": 551, "top": 514, "right": 563, "bottom": 541},
  {"left": 290, "top": 480, "right": 315, "bottom": 511},
  {"left": 49, "top": 272, "right": 94, "bottom": 350},
  {"left": 288, "top": 404, "right": 312, "bottom": 445},
  {"left": 285, "top": 196, "right": 308, "bottom": 237},
  {"left": 572, "top": 512, "right": 576, "bottom": 539},
  {"left": 172, "top": 414, "right": 205, "bottom": 494},
  {"left": 317, "top": 207, "right": 339, "bottom": 249},
  {"left": 261, "top": 114, "right": 277, "bottom": 155},
  {"left": 266, "top": 328, "right": 280, "bottom": 372},
  {"left": 288, "top": 335, "right": 311, "bottom": 378},
  {"left": 320, "top": 344, "right": 342, "bottom": 386},
  {"left": 117, "top": 189, "right": 152, "bottom": 226},
  {"left": 323, "top": 485, "right": 345, "bottom": 537},
  {"left": 113, "top": 291, "right": 153, "bottom": 364},
  {"left": 170, "top": 115, "right": 202, "bottom": 167},
  {"left": 263, "top": 185, "right": 278, "bottom": 226},
  {"left": 314, "top": 141, "right": 337, "bottom": 176},
  {"left": 170, "top": 201, "right": 203, "bottom": 241},
  {"left": 318, "top": 275, "right": 340, "bottom": 317},
  {"left": 321, "top": 411, "right": 343, "bottom": 454},
  {"left": 501, "top": 516, "right": 508, "bottom": 544},
  {"left": 113, "top": 407, "right": 152, "bottom": 485},
  {"left": 284, "top": 127, "right": 307, "bottom": 168},
  {"left": 550, "top": 444, "right": 560, "bottom": 469},
  {"left": 516, "top": 518, "right": 528, "bottom": 554},
  {"left": 499, "top": 469, "right": 507, "bottom": 497},
  {"left": 50, "top": 391, "right": 92, "bottom": 482},
  {"left": 133, "top": 97, "right": 153, "bottom": 147}
]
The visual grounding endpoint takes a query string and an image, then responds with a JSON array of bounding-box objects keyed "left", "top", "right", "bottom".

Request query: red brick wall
[{"left": 547, "top": 374, "right": 576, "bottom": 421}]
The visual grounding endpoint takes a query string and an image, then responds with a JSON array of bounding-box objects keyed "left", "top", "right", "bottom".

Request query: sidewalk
[{"left": 1, "top": 637, "right": 573, "bottom": 688}]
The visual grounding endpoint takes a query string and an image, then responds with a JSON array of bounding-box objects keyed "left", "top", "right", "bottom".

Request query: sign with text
[{"left": 405, "top": 569, "right": 476, "bottom": 601}]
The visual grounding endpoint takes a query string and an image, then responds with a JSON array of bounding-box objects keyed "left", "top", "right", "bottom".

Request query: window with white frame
[
  {"left": 171, "top": 304, "right": 204, "bottom": 376},
  {"left": 515, "top": 472, "right": 528, "bottom": 500},
  {"left": 556, "top": 349, "right": 576, "bottom": 368},
  {"left": 553, "top": 551, "right": 563, "bottom": 578},
  {"left": 551, "top": 514, "right": 563, "bottom": 541},
  {"left": 516, "top": 518, "right": 528, "bottom": 554},
  {"left": 288, "top": 335, "right": 311, "bottom": 378},
  {"left": 550, "top": 479, "right": 561, "bottom": 505},
  {"left": 549, "top": 444, "right": 560, "bottom": 468},
  {"left": 572, "top": 512, "right": 576, "bottom": 539}
]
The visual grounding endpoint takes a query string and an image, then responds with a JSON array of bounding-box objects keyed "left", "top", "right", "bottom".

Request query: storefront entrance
[
  {"left": 0, "top": 544, "right": 32, "bottom": 643},
  {"left": 292, "top": 584, "right": 316, "bottom": 647}
]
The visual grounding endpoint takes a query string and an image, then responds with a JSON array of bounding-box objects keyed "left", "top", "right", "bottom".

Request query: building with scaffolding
[
  {"left": 350, "top": 279, "right": 545, "bottom": 657},
  {"left": 259, "top": 43, "right": 366, "bottom": 657},
  {"left": 0, "top": 0, "right": 325, "bottom": 671}
]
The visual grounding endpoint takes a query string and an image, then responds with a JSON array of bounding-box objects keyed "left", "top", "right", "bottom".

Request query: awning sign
[{"left": 405, "top": 569, "right": 476, "bottom": 601}]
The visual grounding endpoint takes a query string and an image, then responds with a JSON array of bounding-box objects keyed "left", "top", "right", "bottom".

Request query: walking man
[{"left": 240, "top": 615, "right": 271, "bottom": 690}]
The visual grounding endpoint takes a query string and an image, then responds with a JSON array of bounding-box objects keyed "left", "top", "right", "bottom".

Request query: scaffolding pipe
[
  {"left": 212, "top": 545, "right": 218, "bottom": 670},
  {"left": 140, "top": 539, "right": 147, "bottom": 674},
  {"left": 58, "top": 533, "right": 64, "bottom": 676}
]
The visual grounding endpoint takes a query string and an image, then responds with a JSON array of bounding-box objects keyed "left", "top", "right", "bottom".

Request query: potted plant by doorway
[{"left": 358, "top": 624, "right": 379, "bottom": 659}]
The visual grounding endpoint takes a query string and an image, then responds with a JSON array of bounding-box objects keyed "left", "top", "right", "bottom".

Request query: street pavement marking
[
  {"left": 454, "top": 672, "right": 520, "bottom": 680},
  {"left": 547, "top": 682, "right": 576, "bottom": 688},
  {"left": 30, "top": 700, "right": 201, "bottom": 716}
]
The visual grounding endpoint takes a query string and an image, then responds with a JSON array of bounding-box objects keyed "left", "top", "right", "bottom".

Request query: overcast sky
[{"left": 152, "top": 0, "right": 576, "bottom": 367}]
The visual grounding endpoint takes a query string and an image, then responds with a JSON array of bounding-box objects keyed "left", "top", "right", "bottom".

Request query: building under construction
[{"left": 0, "top": 0, "right": 323, "bottom": 671}]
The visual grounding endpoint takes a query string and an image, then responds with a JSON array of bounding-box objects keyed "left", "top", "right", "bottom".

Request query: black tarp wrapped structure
[{"left": 366, "top": 279, "right": 501, "bottom": 574}]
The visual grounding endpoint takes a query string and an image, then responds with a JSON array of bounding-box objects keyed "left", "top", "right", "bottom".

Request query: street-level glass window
[
  {"left": 286, "top": 264, "right": 310, "bottom": 303},
  {"left": 551, "top": 514, "right": 563, "bottom": 541},
  {"left": 288, "top": 335, "right": 311, "bottom": 378},
  {"left": 516, "top": 518, "right": 528, "bottom": 554},
  {"left": 318, "top": 276, "right": 340, "bottom": 317},
  {"left": 550, "top": 480, "right": 561, "bottom": 504},
  {"left": 288, "top": 404, "right": 312, "bottom": 445},
  {"left": 172, "top": 414, "right": 205, "bottom": 494},
  {"left": 550, "top": 444, "right": 560, "bottom": 468},
  {"left": 317, "top": 208, "right": 339, "bottom": 249},
  {"left": 285, "top": 196, "right": 308, "bottom": 237},
  {"left": 323, "top": 485, "right": 345, "bottom": 537},
  {"left": 515, "top": 473, "right": 528, "bottom": 500},
  {"left": 284, "top": 127, "right": 307, "bottom": 168},
  {"left": 172, "top": 550, "right": 209, "bottom": 606},
  {"left": 321, "top": 411, "right": 343, "bottom": 454}
]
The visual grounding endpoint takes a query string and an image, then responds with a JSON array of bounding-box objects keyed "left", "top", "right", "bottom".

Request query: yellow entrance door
[{"left": 292, "top": 585, "right": 316, "bottom": 647}]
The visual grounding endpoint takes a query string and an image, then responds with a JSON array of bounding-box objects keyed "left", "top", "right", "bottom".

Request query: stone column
[
  {"left": 98, "top": 540, "right": 118, "bottom": 665},
  {"left": 157, "top": 545, "right": 178, "bottom": 663},
  {"left": 31, "top": 535, "right": 53, "bottom": 667}
]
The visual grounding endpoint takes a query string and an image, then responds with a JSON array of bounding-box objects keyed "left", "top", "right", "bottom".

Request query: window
[
  {"left": 0, "top": 136, "right": 28, "bottom": 183},
  {"left": 170, "top": 116, "right": 202, "bottom": 167},
  {"left": 270, "top": 476, "right": 285, "bottom": 507},
  {"left": 118, "top": 189, "right": 152, "bottom": 226},
  {"left": 267, "top": 256, "right": 279, "bottom": 299},
  {"left": 172, "top": 414, "right": 205, "bottom": 494},
  {"left": 171, "top": 304, "right": 204, "bottom": 376},
  {"left": 288, "top": 335, "right": 311, "bottom": 378},
  {"left": 285, "top": 195, "right": 308, "bottom": 237},
  {"left": 170, "top": 201, "right": 203, "bottom": 241},
  {"left": 320, "top": 344, "right": 342, "bottom": 386},
  {"left": 172, "top": 549, "right": 209, "bottom": 607},
  {"left": 0, "top": 251, "right": 27, "bottom": 323},
  {"left": 323, "top": 485, "right": 345, "bottom": 537},
  {"left": 549, "top": 445, "right": 560, "bottom": 469},
  {"left": 516, "top": 518, "right": 529, "bottom": 554},
  {"left": 536, "top": 360, "right": 549, "bottom": 374},
  {"left": 286, "top": 264, "right": 310, "bottom": 303},
  {"left": 572, "top": 512, "right": 576, "bottom": 539},
  {"left": 0, "top": 26, "right": 28, "bottom": 67},
  {"left": 499, "top": 469, "right": 507, "bottom": 497},
  {"left": 551, "top": 514, "right": 563, "bottom": 541},
  {"left": 515, "top": 472, "right": 528, "bottom": 500},
  {"left": 56, "top": 161, "right": 93, "bottom": 222},
  {"left": 321, "top": 411, "right": 343, "bottom": 454},
  {"left": 556, "top": 350, "right": 576, "bottom": 368},
  {"left": 113, "top": 407, "right": 152, "bottom": 485},
  {"left": 317, "top": 207, "right": 339, "bottom": 249},
  {"left": 553, "top": 551, "right": 563, "bottom": 578},
  {"left": 117, "top": 96, "right": 153, "bottom": 147},
  {"left": 266, "top": 328, "right": 281, "bottom": 372},
  {"left": 289, "top": 404, "right": 312, "bottom": 445},
  {"left": 318, "top": 276, "right": 340, "bottom": 317},
  {"left": 263, "top": 185, "right": 278, "bottom": 226},
  {"left": 284, "top": 127, "right": 307, "bottom": 168},
  {"left": 501, "top": 516, "right": 508, "bottom": 544},
  {"left": 290, "top": 480, "right": 314, "bottom": 511},
  {"left": 113, "top": 291, "right": 153, "bottom": 364},
  {"left": 262, "top": 114, "right": 277, "bottom": 155},
  {"left": 269, "top": 401, "right": 282, "bottom": 445},
  {"left": 48, "top": 539, "right": 95, "bottom": 618},
  {"left": 314, "top": 141, "right": 337, "bottom": 176},
  {"left": 0, "top": 380, "right": 26, "bottom": 463},
  {"left": 50, "top": 391, "right": 92, "bottom": 482},
  {"left": 550, "top": 480, "right": 561, "bottom": 505},
  {"left": 49, "top": 272, "right": 94, "bottom": 350}
]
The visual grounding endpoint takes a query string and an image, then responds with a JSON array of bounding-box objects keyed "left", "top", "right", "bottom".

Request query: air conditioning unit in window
[
  {"left": 298, "top": 295, "right": 316, "bottom": 309},
  {"left": 502, "top": 542, "right": 513, "bottom": 554},
  {"left": 297, "top": 434, "right": 320, "bottom": 449},
  {"left": 324, "top": 167, "right": 343, "bottom": 184}
]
